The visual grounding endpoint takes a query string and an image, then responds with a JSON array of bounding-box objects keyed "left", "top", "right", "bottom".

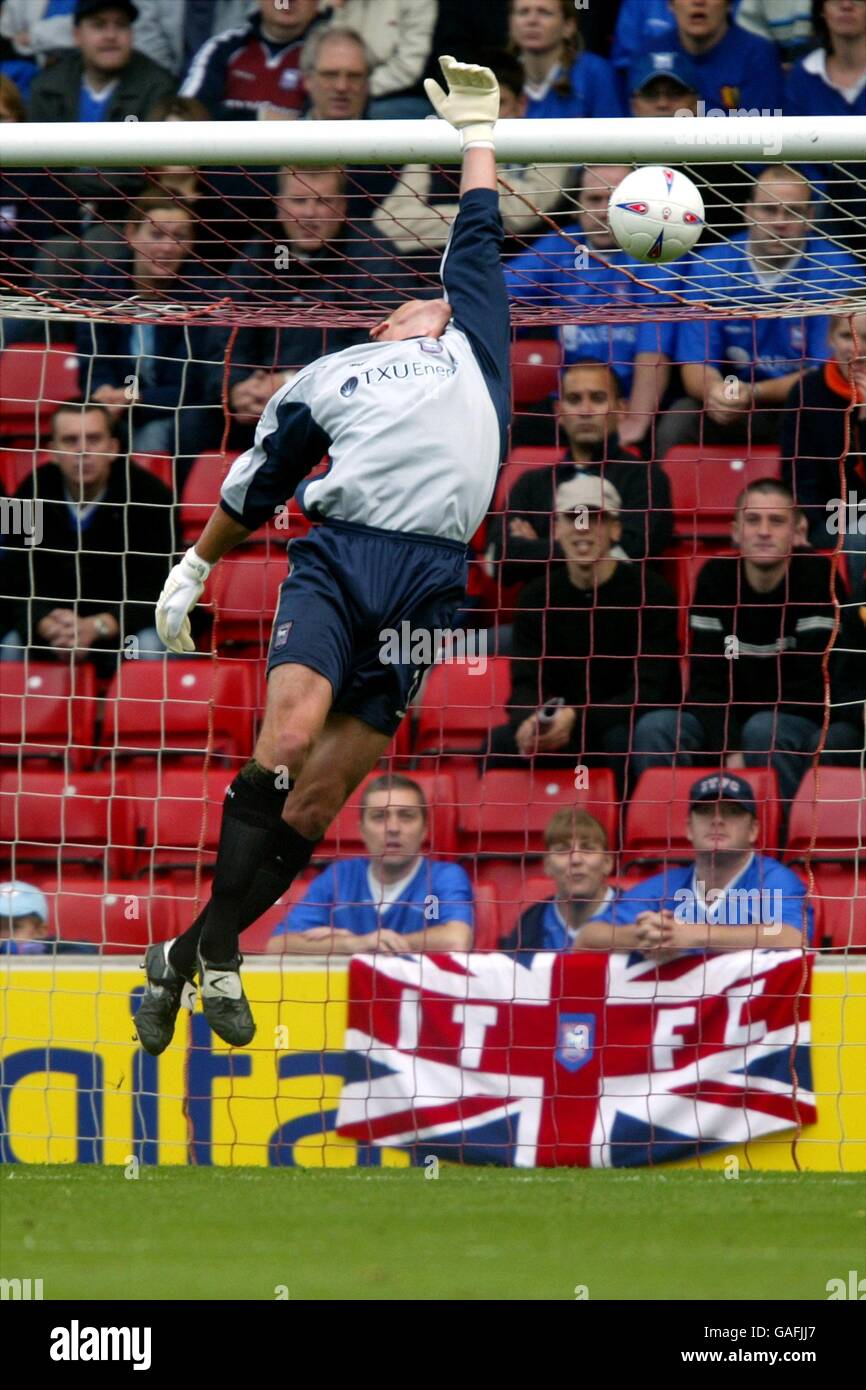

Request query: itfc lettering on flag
[{"left": 335, "top": 950, "right": 815, "bottom": 1167}]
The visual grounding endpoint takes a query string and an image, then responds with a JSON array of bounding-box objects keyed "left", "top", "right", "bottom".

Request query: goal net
[{"left": 1, "top": 117, "right": 864, "bottom": 1170}]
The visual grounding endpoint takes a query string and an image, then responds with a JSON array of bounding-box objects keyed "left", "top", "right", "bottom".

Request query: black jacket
[
  {"left": 507, "top": 561, "right": 681, "bottom": 735},
  {"left": 686, "top": 553, "right": 845, "bottom": 749},
  {"left": 3, "top": 461, "right": 175, "bottom": 644},
  {"left": 486, "top": 442, "right": 673, "bottom": 589},
  {"left": 780, "top": 363, "right": 866, "bottom": 546},
  {"left": 27, "top": 49, "right": 175, "bottom": 124}
]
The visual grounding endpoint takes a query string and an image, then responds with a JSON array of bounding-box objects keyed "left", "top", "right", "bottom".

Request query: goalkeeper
[{"left": 138, "top": 57, "right": 511, "bottom": 1056}]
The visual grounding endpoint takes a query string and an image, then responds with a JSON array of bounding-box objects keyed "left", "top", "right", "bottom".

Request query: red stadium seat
[
  {"left": 205, "top": 552, "right": 287, "bottom": 649},
  {"left": 131, "top": 452, "right": 173, "bottom": 490},
  {"left": 146, "top": 767, "right": 238, "bottom": 874},
  {"left": 0, "top": 447, "right": 42, "bottom": 493},
  {"left": 478, "top": 870, "right": 555, "bottom": 942},
  {"left": 457, "top": 767, "right": 618, "bottom": 856},
  {"left": 318, "top": 771, "right": 458, "bottom": 859},
  {"left": 414, "top": 658, "right": 511, "bottom": 755},
  {"left": 236, "top": 871, "right": 318, "bottom": 953},
  {"left": 510, "top": 339, "right": 563, "bottom": 406},
  {"left": 42, "top": 876, "right": 178, "bottom": 952},
  {"left": 0, "top": 343, "right": 81, "bottom": 445},
  {"left": 622, "top": 766, "right": 782, "bottom": 871},
  {"left": 0, "top": 770, "right": 137, "bottom": 878},
  {"left": 178, "top": 451, "right": 237, "bottom": 544},
  {"left": 785, "top": 768, "right": 866, "bottom": 861},
  {"left": 490, "top": 445, "right": 563, "bottom": 517},
  {"left": 809, "top": 865, "right": 866, "bottom": 951},
  {"left": 662, "top": 445, "right": 781, "bottom": 541},
  {"left": 0, "top": 662, "right": 97, "bottom": 769},
  {"left": 100, "top": 658, "right": 254, "bottom": 767}
]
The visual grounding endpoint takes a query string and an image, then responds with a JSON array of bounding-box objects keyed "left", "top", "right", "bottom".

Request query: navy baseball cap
[
  {"left": 689, "top": 773, "right": 757, "bottom": 817},
  {"left": 75, "top": 0, "right": 139, "bottom": 22},
  {"left": 630, "top": 51, "right": 700, "bottom": 96}
]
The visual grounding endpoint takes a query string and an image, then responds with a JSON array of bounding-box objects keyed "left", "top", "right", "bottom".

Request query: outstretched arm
[{"left": 424, "top": 56, "right": 499, "bottom": 195}]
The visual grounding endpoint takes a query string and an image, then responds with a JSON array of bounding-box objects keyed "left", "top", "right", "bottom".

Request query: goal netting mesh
[{"left": 1, "top": 120, "right": 864, "bottom": 1169}]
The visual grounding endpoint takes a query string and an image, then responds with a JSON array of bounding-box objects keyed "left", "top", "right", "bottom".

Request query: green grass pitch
[{"left": 1, "top": 1166, "right": 861, "bottom": 1301}]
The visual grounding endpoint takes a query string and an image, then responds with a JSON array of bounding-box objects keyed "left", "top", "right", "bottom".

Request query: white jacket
[
  {"left": 0, "top": 0, "right": 73, "bottom": 59},
  {"left": 326, "top": 0, "right": 437, "bottom": 97}
]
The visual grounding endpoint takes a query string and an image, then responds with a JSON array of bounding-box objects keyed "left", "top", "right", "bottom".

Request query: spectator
[
  {"left": 179, "top": 0, "right": 322, "bottom": 119},
  {"left": 505, "top": 165, "right": 682, "bottom": 446},
  {"left": 578, "top": 773, "right": 813, "bottom": 951},
  {"left": 74, "top": 189, "right": 217, "bottom": 475},
  {"left": 781, "top": 311, "right": 866, "bottom": 594},
  {"left": 487, "top": 473, "right": 681, "bottom": 790},
  {"left": 0, "top": 75, "right": 55, "bottom": 324},
  {"left": 209, "top": 165, "right": 427, "bottom": 450},
  {"left": 785, "top": 0, "right": 865, "bottom": 115},
  {"left": 486, "top": 362, "right": 674, "bottom": 590},
  {"left": 499, "top": 809, "right": 618, "bottom": 951},
  {"left": 649, "top": 0, "right": 785, "bottom": 113},
  {"left": 633, "top": 478, "right": 862, "bottom": 801},
  {"left": 324, "top": 0, "right": 436, "bottom": 119},
  {"left": 299, "top": 26, "right": 396, "bottom": 209},
  {"left": 1, "top": 403, "right": 176, "bottom": 672},
  {"left": 656, "top": 165, "right": 862, "bottom": 455},
  {"left": 627, "top": 50, "right": 746, "bottom": 243},
  {"left": 267, "top": 775, "right": 474, "bottom": 954},
  {"left": 0, "top": 880, "right": 97, "bottom": 955},
  {"left": 1, "top": 0, "right": 76, "bottom": 98},
  {"left": 735, "top": 0, "right": 815, "bottom": 64},
  {"left": 784, "top": 0, "right": 866, "bottom": 254},
  {"left": 27, "top": 0, "right": 175, "bottom": 122},
  {"left": 372, "top": 50, "right": 576, "bottom": 260},
  {"left": 612, "top": 0, "right": 679, "bottom": 98},
  {"left": 510, "top": 0, "right": 626, "bottom": 118},
  {"left": 132, "top": 1, "right": 257, "bottom": 78}
]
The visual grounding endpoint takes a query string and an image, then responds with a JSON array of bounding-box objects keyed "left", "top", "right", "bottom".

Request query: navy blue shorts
[{"left": 266, "top": 519, "right": 468, "bottom": 737}]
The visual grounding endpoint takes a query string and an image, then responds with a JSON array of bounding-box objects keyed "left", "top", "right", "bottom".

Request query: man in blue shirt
[
  {"left": 650, "top": 0, "right": 784, "bottom": 114},
  {"left": 504, "top": 164, "right": 680, "bottom": 447},
  {"left": 267, "top": 775, "right": 473, "bottom": 955},
  {"left": 656, "top": 165, "right": 862, "bottom": 455},
  {"left": 499, "top": 809, "right": 619, "bottom": 952},
  {"left": 578, "top": 773, "right": 813, "bottom": 953}
]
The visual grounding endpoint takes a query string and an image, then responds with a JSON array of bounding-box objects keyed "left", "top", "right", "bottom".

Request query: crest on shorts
[
  {"left": 273, "top": 622, "right": 293, "bottom": 650},
  {"left": 556, "top": 1013, "right": 595, "bottom": 1072}
]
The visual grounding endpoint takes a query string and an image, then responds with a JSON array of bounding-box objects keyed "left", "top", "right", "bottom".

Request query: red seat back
[
  {"left": 0, "top": 343, "right": 81, "bottom": 444},
  {"left": 148, "top": 767, "right": 237, "bottom": 873},
  {"left": 785, "top": 769, "right": 866, "bottom": 860},
  {"left": 471, "top": 880, "right": 501, "bottom": 950},
  {"left": 662, "top": 446, "right": 781, "bottom": 539},
  {"left": 457, "top": 767, "right": 618, "bottom": 855},
  {"left": 414, "top": 658, "right": 511, "bottom": 755},
  {"left": 0, "top": 662, "right": 97, "bottom": 769},
  {"left": 101, "top": 659, "right": 254, "bottom": 763},
  {"left": 0, "top": 770, "right": 137, "bottom": 877},
  {"left": 44, "top": 876, "right": 178, "bottom": 952},
  {"left": 623, "top": 766, "right": 782, "bottom": 870},
  {"left": 809, "top": 864, "right": 866, "bottom": 951},
  {"left": 510, "top": 339, "right": 562, "bottom": 406},
  {"left": 205, "top": 552, "right": 287, "bottom": 649}
]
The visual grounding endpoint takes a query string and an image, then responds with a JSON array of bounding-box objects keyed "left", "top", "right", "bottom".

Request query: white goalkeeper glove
[
  {"left": 155, "top": 547, "right": 212, "bottom": 654},
  {"left": 423, "top": 55, "right": 500, "bottom": 150}
]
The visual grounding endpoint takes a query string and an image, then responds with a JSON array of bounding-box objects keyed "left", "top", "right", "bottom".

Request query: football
[{"left": 608, "top": 166, "right": 705, "bottom": 264}]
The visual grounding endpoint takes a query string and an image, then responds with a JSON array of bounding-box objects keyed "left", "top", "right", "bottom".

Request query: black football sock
[
  {"left": 198, "top": 759, "right": 289, "bottom": 964},
  {"left": 169, "top": 822, "right": 320, "bottom": 975}
]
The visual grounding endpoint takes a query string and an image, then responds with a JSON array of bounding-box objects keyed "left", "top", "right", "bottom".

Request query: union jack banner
[{"left": 335, "top": 951, "right": 815, "bottom": 1167}]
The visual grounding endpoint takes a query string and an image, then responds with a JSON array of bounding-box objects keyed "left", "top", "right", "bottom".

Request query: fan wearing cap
[
  {"left": 0, "top": 881, "right": 51, "bottom": 954},
  {"left": 27, "top": 1, "right": 175, "bottom": 124},
  {"left": 487, "top": 473, "right": 680, "bottom": 792},
  {"left": 577, "top": 773, "right": 813, "bottom": 953}
]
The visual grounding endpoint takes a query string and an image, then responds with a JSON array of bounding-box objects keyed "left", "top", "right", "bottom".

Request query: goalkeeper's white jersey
[{"left": 220, "top": 189, "right": 511, "bottom": 547}]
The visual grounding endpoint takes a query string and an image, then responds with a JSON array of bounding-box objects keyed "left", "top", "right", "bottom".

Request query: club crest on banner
[{"left": 556, "top": 1013, "right": 595, "bottom": 1072}]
